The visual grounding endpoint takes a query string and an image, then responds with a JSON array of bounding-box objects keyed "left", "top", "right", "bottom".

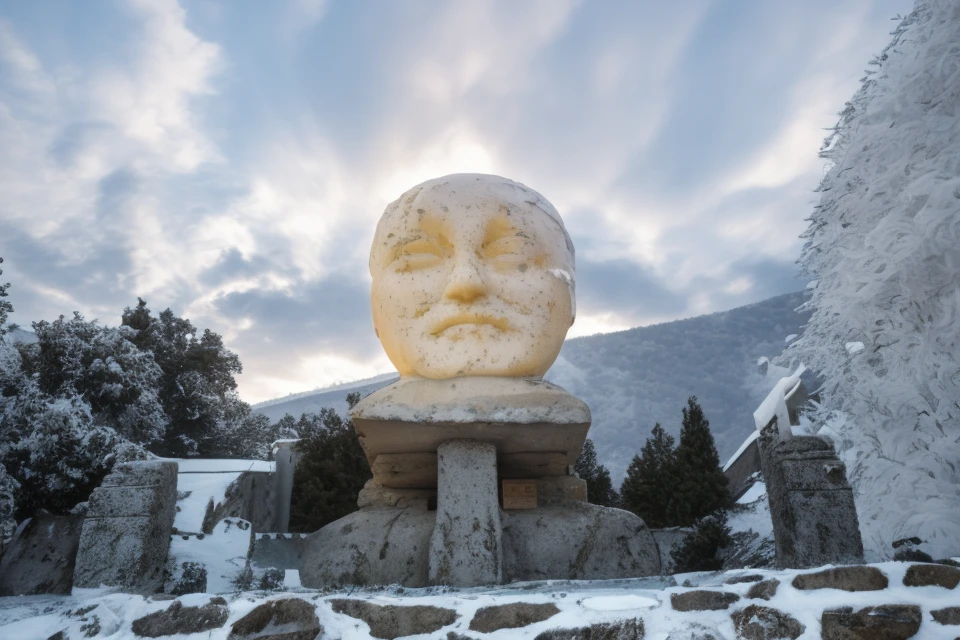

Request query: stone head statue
[{"left": 370, "top": 174, "right": 576, "bottom": 379}]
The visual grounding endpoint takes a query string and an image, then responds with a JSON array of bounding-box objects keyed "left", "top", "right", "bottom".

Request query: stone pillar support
[{"left": 429, "top": 440, "right": 503, "bottom": 587}]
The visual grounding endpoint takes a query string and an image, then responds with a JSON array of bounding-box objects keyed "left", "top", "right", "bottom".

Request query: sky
[{"left": 0, "top": 0, "right": 913, "bottom": 404}]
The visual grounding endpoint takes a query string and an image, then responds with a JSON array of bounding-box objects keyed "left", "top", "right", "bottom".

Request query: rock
[
  {"left": 357, "top": 480, "right": 435, "bottom": 510},
  {"left": 670, "top": 590, "right": 740, "bottom": 612},
  {"left": 791, "top": 566, "right": 888, "bottom": 591},
  {"left": 228, "top": 598, "right": 321, "bottom": 640},
  {"left": 757, "top": 432, "right": 863, "bottom": 569},
  {"left": 902, "top": 563, "right": 960, "bottom": 589},
  {"left": 299, "top": 508, "right": 435, "bottom": 588},
  {"left": 0, "top": 514, "right": 83, "bottom": 595},
  {"left": 534, "top": 619, "right": 644, "bottom": 639},
  {"left": 370, "top": 453, "right": 438, "bottom": 489},
  {"left": 329, "top": 599, "right": 457, "bottom": 639},
  {"left": 74, "top": 461, "right": 178, "bottom": 594},
  {"left": 502, "top": 502, "right": 661, "bottom": 581},
  {"left": 725, "top": 574, "right": 764, "bottom": 584},
  {"left": 501, "top": 453, "right": 570, "bottom": 479},
  {"left": 746, "top": 579, "right": 779, "bottom": 601},
  {"left": 536, "top": 476, "right": 587, "bottom": 504},
  {"left": 665, "top": 623, "right": 719, "bottom": 640},
  {"left": 821, "top": 605, "right": 922, "bottom": 640},
  {"left": 131, "top": 600, "right": 228, "bottom": 637},
  {"left": 650, "top": 527, "right": 693, "bottom": 575},
  {"left": 429, "top": 440, "right": 503, "bottom": 587},
  {"left": 731, "top": 604, "right": 804, "bottom": 639},
  {"left": 931, "top": 606, "right": 960, "bottom": 625},
  {"left": 469, "top": 602, "right": 561, "bottom": 633}
]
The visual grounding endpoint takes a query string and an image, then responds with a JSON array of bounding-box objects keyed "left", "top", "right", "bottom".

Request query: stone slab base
[{"left": 299, "top": 502, "right": 661, "bottom": 588}]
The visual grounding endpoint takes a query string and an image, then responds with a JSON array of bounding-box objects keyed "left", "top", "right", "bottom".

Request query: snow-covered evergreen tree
[
  {"left": 0, "top": 257, "right": 14, "bottom": 337},
  {"left": 782, "top": 0, "right": 960, "bottom": 559},
  {"left": 621, "top": 423, "right": 678, "bottom": 528}
]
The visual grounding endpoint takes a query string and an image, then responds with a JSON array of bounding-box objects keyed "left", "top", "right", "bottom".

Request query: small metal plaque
[{"left": 502, "top": 479, "right": 538, "bottom": 510}]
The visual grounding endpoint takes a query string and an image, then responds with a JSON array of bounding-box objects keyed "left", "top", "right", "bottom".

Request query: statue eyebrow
[
  {"left": 383, "top": 214, "right": 451, "bottom": 265},
  {"left": 481, "top": 215, "right": 520, "bottom": 247}
]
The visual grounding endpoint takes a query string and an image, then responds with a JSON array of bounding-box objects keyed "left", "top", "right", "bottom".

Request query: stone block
[
  {"left": 330, "top": 599, "right": 457, "bottom": 639},
  {"left": 100, "top": 461, "right": 178, "bottom": 488},
  {"left": 791, "top": 566, "right": 888, "bottom": 591},
  {"left": 758, "top": 430, "right": 863, "bottom": 568},
  {"left": 371, "top": 453, "right": 438, "bottom": 489},
  {"left": 469, "top": 603, "right": 560, "bottom": 633},
  {"left": 228, "top": 598, "right": 321, "bottom": 640},
  {"left": 502, "top": 479, "right": 538, "bottom": 509},
  {"left": 931, "top": 606, "right": 960, "bottom": 625},
  {"left": 131, "top": 599, "right": 228, "bottom": 637},
  {"left": 534, "top": 620, "right": 644, "bottom": 640},
  {"left": 731, "top": 604, "right": 803, "bottom": 639},
  {"left": 746, "top": 579, "right": 780, "bottom": 600},
  {"left": 502, "top": 502, "right": 661, "bottom": 582},
  {"left": 820, "top": 605, "right": 921, "bottom": 640},
  {"left": 0, "top": 514, "right": 83, "bottom": 595},
  {"left": 670, "top": 590, "right": 739, "bottom": 612},
  {"left": 536, "top": 476, "right": 587, "bottom": 504},
  {"left": 299, "top": 508, "right": 435, "bottom": 588},
  {"left": 87, "top": 485, "right": 173, "bottom": 519},
  {"left": 902, "top": 562, "right": 960, "bottom": 589},
  {"left": 429, "top": 440, "right": 503, "bottom": 587},
  {"left": 74, "top": 461, "right": 177, "bottom": 594},
  {"left": 357, "top": 480, "right": 435, "bottom": 510},
  {"left": 500, "top": 452, "right": 569, "bottom": 479},
  {"left": 351, "top": 377, "right": 590, "bottom": 477}
]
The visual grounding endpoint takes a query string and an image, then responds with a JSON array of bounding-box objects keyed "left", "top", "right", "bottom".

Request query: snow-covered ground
[{"left": 1, "top": 561, "right": 958, "bottom": 639}]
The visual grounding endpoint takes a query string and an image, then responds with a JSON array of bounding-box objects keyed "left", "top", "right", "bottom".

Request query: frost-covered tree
[
  {"left": 17, "top": 313, "right": 166, "bottom": 444},
  {"left": 574, "top": 438, "right": 619, "bottom": 507},
  {"left": 121, "top": 299, "right": 246, "bottom": 457},
  {"left": 781, "top": 1, "right": 960, "bottom": 559},
  {"left": 671, "top": 397, "right": 730, "bottom": 527},
  {"left": 0, "top": 257, "right": 16, "bottom": 336},
  {"left": 621, "top": 423, "right": 678, "bottom": 528}
]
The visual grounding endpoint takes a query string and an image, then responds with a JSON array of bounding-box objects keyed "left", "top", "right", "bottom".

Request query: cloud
[{"left": 0, "top": 0, "right": 914, "bottom": 403}]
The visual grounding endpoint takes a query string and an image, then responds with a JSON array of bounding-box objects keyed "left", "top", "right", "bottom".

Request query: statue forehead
[{"left": 375, "top": 174, "right": 573, "bottom": 253}]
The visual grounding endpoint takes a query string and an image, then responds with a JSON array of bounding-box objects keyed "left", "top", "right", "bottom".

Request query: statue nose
[{"left": 443, "top": 257, "right": 489, "bottom": 304}]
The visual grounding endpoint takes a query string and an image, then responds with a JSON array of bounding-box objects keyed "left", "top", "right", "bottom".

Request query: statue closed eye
[{"left": 369, "top": 173, "right": 576, "bottom": 379}]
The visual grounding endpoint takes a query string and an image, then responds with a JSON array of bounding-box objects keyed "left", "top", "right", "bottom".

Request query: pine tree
[
  {"left": 780, "top": 2, "right": 960, "bottom": 559},
  {"left": 670, "top": 397, "right": 730, "bottom": 527},
  {"left": 288, "top": 392, "right": 371, "bottom": 532},
  {"left": 121, "top": 299, "right": 247, "bottom": 457},
  {"left": 574, "top": 438, "right": 619, "bottom": 507},
  {"left": 670, "top": 511, "right": 732, "bottom": 573},
  {"left": 620, "top": 423, "right": 677, "bottom": 528}
]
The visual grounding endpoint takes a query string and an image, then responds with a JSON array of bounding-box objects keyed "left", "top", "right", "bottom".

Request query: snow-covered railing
[{"left": 753, "top": 363, "right": 806, "bottom": 442}]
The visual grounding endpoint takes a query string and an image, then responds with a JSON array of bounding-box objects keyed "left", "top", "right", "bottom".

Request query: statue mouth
[{"left": 430, "top": 313, "right": 511, "bottom": 336}]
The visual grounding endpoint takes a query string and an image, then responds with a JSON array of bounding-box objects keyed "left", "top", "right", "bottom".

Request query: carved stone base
[{"left": 298, "top": 501, "right": 661, "bottom": 588}]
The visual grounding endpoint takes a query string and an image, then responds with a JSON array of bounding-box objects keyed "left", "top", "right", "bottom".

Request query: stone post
[
  {"left": 74, "top": 461, "right": 178, "bottom": 594},
  {"left": 758, "top": 419, "right": 863, "bottom": 568},
  {"left": 429, "top": 440, "right": 503, "bottom": 586}
]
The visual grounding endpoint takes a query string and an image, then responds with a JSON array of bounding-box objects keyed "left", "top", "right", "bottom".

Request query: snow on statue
[{"left": 369, "top": 174, "right": 576, "bottom": 379}]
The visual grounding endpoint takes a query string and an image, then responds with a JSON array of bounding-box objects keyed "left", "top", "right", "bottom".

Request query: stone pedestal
[
  {"left": 758, "top": 420, "right": 864, "bottom": 569},
  {"left": 299, "top": 378, "right": 662, "bottom": 588},
  {"left": 429, "top": 440, "right": 503, "bottom": 586},
  {"left": 74, "top": 461, "right": 178, "bottom": 594}
]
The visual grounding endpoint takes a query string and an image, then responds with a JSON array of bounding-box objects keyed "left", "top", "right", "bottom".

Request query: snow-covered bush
[{"left": 782, "top": 1, "right": 960, "bottom": 559}]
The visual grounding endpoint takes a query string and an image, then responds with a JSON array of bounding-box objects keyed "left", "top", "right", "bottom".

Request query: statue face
[{"left": 370, "top": 174, "right": 575, "bottom": 379}]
